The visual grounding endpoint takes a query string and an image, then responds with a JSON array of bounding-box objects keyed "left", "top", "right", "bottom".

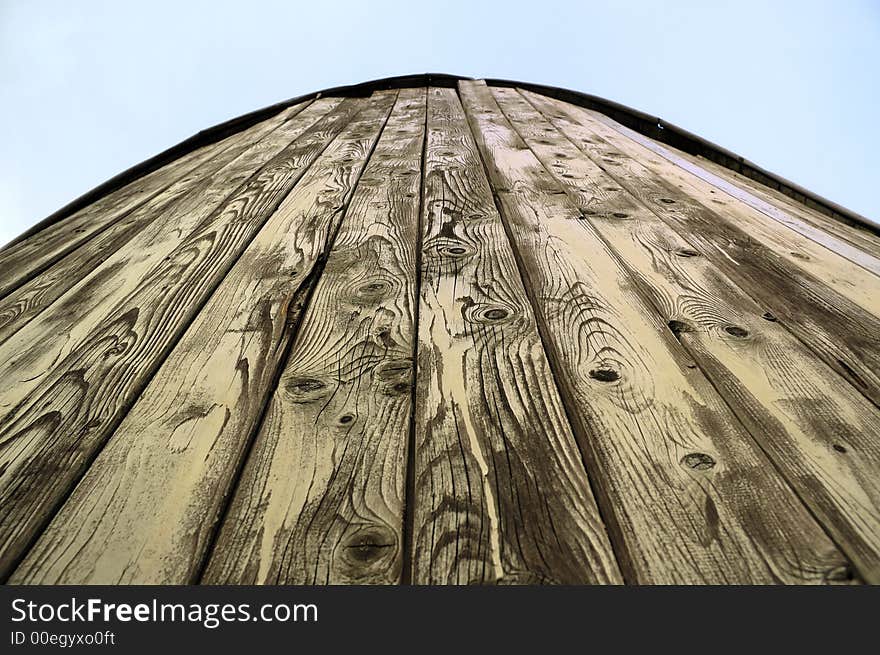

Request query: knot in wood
[
  {"left": 466, "top": 303, "right": 516, "bottom": 325},
  {"left": 355, "top": 279, "right": 392, "bottom": 301},
  {"left": 589, "top": 368, "right": 620, "bottom": 383},
  {"left": 761, "top": 311, "right": 777, "bottom": 322},
  {"left": 337, "top": 526, "right": 397, "bottom": 578},
  {"left": 285, "top": 377, "right": 329, "bottom": 402},
  {"left": 681, "top": 452, "right": 716, "bottom": 470},
  {"left": 667, "top": 319, "right": 693, "bottom": 335},
  {"left": 724, "top": 325, "right": 749, "bottom": 338},
  {"left": 674, "top": 248, "right": 700, "bottom": 258},
  {"left": 659, "top": 198, "right": 676, "bottom": 204},
  {"left": 612, "top": 212, "right": 629, "bottom": 219},
  {"left": 433, "top": 240, "right": 474, "bottom": 260}
]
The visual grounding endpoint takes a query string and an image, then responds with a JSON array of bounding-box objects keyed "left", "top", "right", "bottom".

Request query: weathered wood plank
[
  {"left": 0, "top": 97, "right": 342, "bottom": 419},
  {"left": 529, "top": 93, "right": 880, "bottom": 409},
  {"left": 10, "top": 92, "right": 398, "bottom": 584},
  {"left": 671, "top": 146, "right": 880, "bottom": 261},
  {"left": 0, "top": 113, "right": 264, "bottom": 300},
  {"left": 0, "top": 101, "right": 314, "bottom": 347},
  {"left": 202, "top": 90, "right": 418, "bottom": 585},
  {"left": 581, "top": 108, "right": 880, "bottom": 305},
  {"left": 404, "top": 87, "right": 621, "bottom": 585},
  {"left": 0, "top": 97, "right": 364, "bottom": 579},
  {"left": 502, "top": 87, "right": 880, "bottom": 583},
  {"left": 460, "top": 80, "right": 850, "bottom": 584}
]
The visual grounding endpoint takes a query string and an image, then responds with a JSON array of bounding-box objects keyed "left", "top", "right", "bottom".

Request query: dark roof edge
[{"left": 9, "top": 72, "right": 875, "bottom": 249}]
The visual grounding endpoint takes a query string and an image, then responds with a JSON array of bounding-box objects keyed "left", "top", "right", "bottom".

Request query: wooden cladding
[{"left": 1, "top": 80, "right": 878, "bottom": 585}]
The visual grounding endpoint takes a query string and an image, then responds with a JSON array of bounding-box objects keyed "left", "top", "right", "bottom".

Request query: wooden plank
[
  {"left": 459, "top": 80, "right": 850, "bottom": 584},
  {"left": 10, "top": 92, "right": 398, "bottom": 584},
  {"left": 401, "top": 87, "right": 620, "bottom": 585},
  {"left": 671, "top": 146, "right": 880, "bottom": 260},
  {"left": 501, "top": 87, "right": 880, "bottom": 583},
  {"left": 530, "top": 93, "right": 880, "bottom": 409},
  {"left": 0, "top": 97, "right": 365, "bottom": 578},
  {"left": 581, "top": 108, "right": 880, "bottom": 306},
  {"left": 0, "top": 97, "right": 342, "bottom": 419},
  {"left": 0, "top": 113, "right": 262, "bottom": 300},
  {"left": 0, "top": 101, "right": 314, "bottom": 347},
  {"left": 201, "top": 90, "right": 419, "bottom": 585}
]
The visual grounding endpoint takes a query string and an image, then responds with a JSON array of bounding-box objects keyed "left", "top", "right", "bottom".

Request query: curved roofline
[{"left": 9, "top": 72, "right": 876, "bottom": 249}]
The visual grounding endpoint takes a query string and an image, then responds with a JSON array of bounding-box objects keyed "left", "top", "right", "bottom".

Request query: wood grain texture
[
  {"left": 670, "top": 146, "right": 880, "bottom": 262},
  {"left": 0, "top": 97, "right": 364, "bottom": 579},
  {"left": 579, "top": 108, "right": 880, "bottom": 312},
  {"left": 10, "top": 92, "right": 398, "bottom": 585},
  {"left": 2, "top": 79, "right": 878, "bottom": 586},
  {"left": 0, "top": 114, "right": 257, "bottom": 301},
  {"left": 0, "top": 101, "right": 313, "bottom": 347},
  {"left": 0, "top": 97, "right": 342, "bottom": 420},
  {"left": 200, "top": 90, "right": 419, "bottom": 585},
  {"left": 460, "top": 80, "right": 850, "bottom": 584},
  {"left": 407, "top": 87, "right": 621, "bottom": 585},
  {"left": 504, "top": 87, "right": 880, "bottom": 583},
  {"left": 529, "top": 93, "right": 880, "bottom": 410}
]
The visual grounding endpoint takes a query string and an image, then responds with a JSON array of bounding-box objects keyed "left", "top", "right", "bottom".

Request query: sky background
[{"left": 1, "top": 0, "right": 878, "bottom": 246}]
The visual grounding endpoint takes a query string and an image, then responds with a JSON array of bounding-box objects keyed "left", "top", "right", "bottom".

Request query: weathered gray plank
[
  {"left": 0, "top": 101, "right": 313, "bottom": 346},
  {"left": 406, "top": 87, "right": 621, "bottom": 584},
  {"left": 0, "top": 112, "right": 266, "bottom": 300},
  {"left": 0, "top": 97, "right": 365, "bottom": 579},
  {"left": 460, "top": 79, "right": 850, "bottom": 584},
  {"left": 527, "top": 92, "right": 880, "bottom": 409},
  {"left": 202, "top": 90, "right": 420, "bottom": 585},
  {"left": 9, "top": 92, "right": 398, "bottom": 584},
  {"left": 503, "top": 86, "right": 880, "bottom": 583}
]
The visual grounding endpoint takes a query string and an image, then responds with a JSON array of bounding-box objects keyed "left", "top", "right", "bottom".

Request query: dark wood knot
[
  {"left": 356, "top": 279, "right": 391, "bottom": 300},
  {"left": 668, "top": 319, "right": 693, "bottom": 335},
  {"left": 339, "top": 414, "right": 355, "bottom": 425},
  {"left": 674, "top": 248, "right": 700, "bottom": 258},
  {"left": 338, "top": 526, "right": 397, "bottom": 574},
  {"left": 285, "top": 377, "right": 328, "bottom": 402},
  {"left": 681, "top": 452, "right": 716, "bottom": 470},
  {"left": 612, "top": 212, "right": 629, "bottom": 219},
  {"left": 833, "top": 444, "right": 847, "bottom": 454},
  {"left": 724, "top": 325, "right": 749, "bottom": 338},
  {"left": 466, "top": 303, "right": 516, "bottom": 325},
  {"left": 376, "top": 358, "right": 413, "bottom": 395},
  {"left": 434, "top": 241, "right": 474, "bottom": 259},
  {"left": 761, "top": 311, "right": 777, "bottom": 322},
  {"left": 589, "top": 368, "right": 619, "bottom": 383},
  {"left": 659, "top": 198, "right": 676, "bottom": 204}
]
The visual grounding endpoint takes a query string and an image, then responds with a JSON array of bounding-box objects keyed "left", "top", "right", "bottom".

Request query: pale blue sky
[{"left": 1, "top": 0, "right": 878, "bottom": 246}]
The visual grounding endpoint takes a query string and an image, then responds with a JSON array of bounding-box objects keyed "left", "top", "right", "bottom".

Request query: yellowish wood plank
[
  {"left": 0, "top": 97, "right": 342, "bottom": 420},
  {"left": 671, "top": 146, "right": 880, "bottom": 261},
  {"left": 581, "top": 108, "right": 880, "bottom": 312},
  {"left": 0, "top": 111, "right": 273, "bottom": 300},
  {"left": 200, "top": 90, "right": 421, "bottom": 585},
  {"left": 10, "top": 92, "right": 398, "bottom": 585},
  {"left": 460, "top": 80, "right": 849, "bottom": 584},
  {"left": 406, "top": 87, "right": 621, "bottom": 584},
  {"left": 503, "top": 87, "right": 880, "bottom": 583},
  {"left": 530, "top": 92, "right": 880, "bottom": 409},
  {"left": 0, "top": 101, "right": 314, "bottom": 346},
  {"left": 0, "top": 97, "right": 362, "bottom": 578}
]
